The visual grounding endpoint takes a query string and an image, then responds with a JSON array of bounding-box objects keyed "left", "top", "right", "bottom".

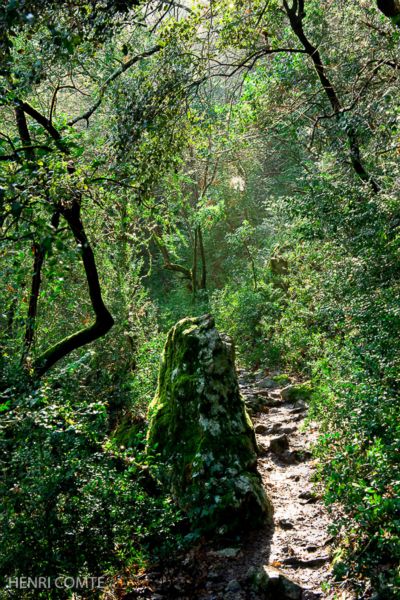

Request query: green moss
[
  {"left": 282, "top": 382, "right": 313, "bottom": 403},
  {"left": 112, "top": 413, "right": 145, "bottom": 448},
  {"left": 271, "top": 374, "right": 291, "bottom": 385},
  {"left": 147, "top": 314, "right": 272, "bottom": 535}
]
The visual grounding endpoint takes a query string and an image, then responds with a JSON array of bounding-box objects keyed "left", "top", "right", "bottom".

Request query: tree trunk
[
  {"left": 192, "top": 227, "right": 198, "bottom": 296},
  {"left": 15, "top": 105, "right": 43, "bottom": 366},
  {"left": 152, "top": 227, "right": 193, "bottom": 287},
  {"left": 198, "top": 226, "right": 207, "bottom": 290},
  {"left": 14, "top": 107, "right": 35, "bottom": 162},
  {"left": 21, "top": 216, "right": 61, "bottom": 370},
  {"left": 9, "top": 95, "right": 114, "bottom": 379},
  {"left": 284, "top": 0, "right": 379, "bottom": 192},
  {"left": 23, "top": 242, "right": 45, "bottom": 358},
  {"left": 32, "top": 200, "right": 114, "bottom": 378}
]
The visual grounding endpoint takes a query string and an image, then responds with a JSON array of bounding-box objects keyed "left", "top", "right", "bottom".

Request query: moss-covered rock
[
  {"left": 281, "top": 382, "right": 313, "bottom": 403},
  {"left": 271, "top": 373, "right": 291, "bottom": 386},
  {"left": 147, "top": 314, "right": 272, "bottom": 535}
]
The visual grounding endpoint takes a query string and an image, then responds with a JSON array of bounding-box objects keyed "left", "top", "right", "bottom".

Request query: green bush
[
  {"left": 311, "top": 344, "right": 400, "bottom": 598},
  {"left": 211, "top": 281, "right": 283, "bottom": 368},
  {"left": 155, "top": 287, "right": 211, "bottom": 332},
  {"left": 0, "top": 382, "right": 184, "bottom": 599}
]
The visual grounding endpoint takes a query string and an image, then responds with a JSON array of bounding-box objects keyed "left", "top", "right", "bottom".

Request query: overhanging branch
[
  {"left": 17, "top": 101, "right": 67, "bottom": 152},
  {"left": 68, "top": 45, "right": 161, "bottom": 126}
]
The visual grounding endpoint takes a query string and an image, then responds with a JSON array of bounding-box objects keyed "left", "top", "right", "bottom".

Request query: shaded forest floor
[{"left": 112, "top": 371, "right": 354, "bottom": 600}]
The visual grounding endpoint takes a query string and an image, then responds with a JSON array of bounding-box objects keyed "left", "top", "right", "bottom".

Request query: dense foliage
[{"left": 1, "top": 0, "right": 399, "bottom": 598}]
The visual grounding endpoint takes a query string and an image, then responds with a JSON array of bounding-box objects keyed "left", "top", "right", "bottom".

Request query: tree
[{"left": 0, "top": 1, "right": 192, "bottom": 378}]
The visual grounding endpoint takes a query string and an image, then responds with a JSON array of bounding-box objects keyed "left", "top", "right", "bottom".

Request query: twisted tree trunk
[{"left": 32, "top": 199, "right": 114, "bottom": 378}]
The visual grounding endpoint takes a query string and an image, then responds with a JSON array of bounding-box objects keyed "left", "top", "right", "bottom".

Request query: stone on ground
[
  {"left": 281, "top": 382, "right": 313, "bottom": 403},
  {"left": 247, "top": 565, "right": 303, "bottom": 599},
  {"left": 269, "top": 433, "right": 289, "bottom": 455},
  {"left": 147, "top": 314, "right": 272, "bottom": 535}
]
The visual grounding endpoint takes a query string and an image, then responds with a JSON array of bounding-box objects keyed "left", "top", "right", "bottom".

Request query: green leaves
[{"left": 0, "top": 381, "right": 183, "bottom": 586}]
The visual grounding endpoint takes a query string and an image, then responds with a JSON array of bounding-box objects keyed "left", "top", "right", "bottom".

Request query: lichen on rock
[{"left": 146, "top": 314, "right": 272, "bottom": 535}]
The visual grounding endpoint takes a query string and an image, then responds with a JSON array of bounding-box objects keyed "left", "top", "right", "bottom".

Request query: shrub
[
  {"left": 211, "top": 281, "right": 283, "bottom": 368},
  {"left": 0, "top": 383, "right": 184, "bottom": 599}
]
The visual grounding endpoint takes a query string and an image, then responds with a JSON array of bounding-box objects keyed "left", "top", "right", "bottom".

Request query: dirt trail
[
  {"left": 190, "top": 369, "right": 338, "bottom": 600},
  {"left": 239, "top": 369, "right": 334, "bottom": 597},
  {"left": 121, "top": 370, "right": 348, "bottom": 600}
]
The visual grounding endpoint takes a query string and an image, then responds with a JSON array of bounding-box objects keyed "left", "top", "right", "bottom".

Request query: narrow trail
[
  {"left": 191, "top": 369, "right": 338, "bottom": 600},
  {"left": 238, "top": 369, "right": 334, "bottom": 598},
  {"left": 122, "top": 370, "right": 351, "bottom": 600}
]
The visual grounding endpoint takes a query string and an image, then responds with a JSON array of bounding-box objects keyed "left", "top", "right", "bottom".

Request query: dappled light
[{"left": 0, "top": 1, "right": 399, "bottom": 599}]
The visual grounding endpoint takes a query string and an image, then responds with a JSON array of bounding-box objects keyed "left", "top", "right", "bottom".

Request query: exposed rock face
[{"left": 147, "top": 314, "right": 272, "bottom": 535}]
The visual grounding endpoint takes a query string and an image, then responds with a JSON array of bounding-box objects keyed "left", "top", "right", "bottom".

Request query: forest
[{"left": 0, "top": 1, "right": 399, "bottom": 598}]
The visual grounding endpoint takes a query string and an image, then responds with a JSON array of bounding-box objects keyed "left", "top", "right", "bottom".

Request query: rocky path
[
  {"left": 237, "top": 370, "right": 335, "bottom": 598},
  {"left": 120, "top": 370, "right": 347, "bottom": 600},
  {"left": 186, "top": 370, "right": 338, "bottom": 600}
]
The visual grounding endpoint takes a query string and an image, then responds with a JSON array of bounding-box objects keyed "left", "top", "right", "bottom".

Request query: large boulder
[{"left": 147, "top": 314, "right": 272, "bottom": 535}]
